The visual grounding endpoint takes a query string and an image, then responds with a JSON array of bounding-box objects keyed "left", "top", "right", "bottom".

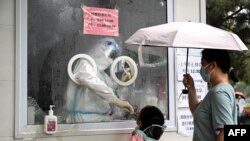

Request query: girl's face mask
[
  {"left": 200, "top": 63, "right": 211, "bottom": 82},
  {"left": 142, "top": 124, "right": 166, "bottom": 140}
]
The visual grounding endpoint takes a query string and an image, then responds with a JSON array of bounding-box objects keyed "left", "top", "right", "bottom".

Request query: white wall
[
  {"left": 0, "top": 0, "right": 15, "bottom": 141},
  {"left": 0, "top": 0, "right": 203, "bottom": 140}
]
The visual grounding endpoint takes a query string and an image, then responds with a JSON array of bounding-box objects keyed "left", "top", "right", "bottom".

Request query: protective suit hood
[{"left": 89, "top": 38, "right": 121, "bottom": 71}]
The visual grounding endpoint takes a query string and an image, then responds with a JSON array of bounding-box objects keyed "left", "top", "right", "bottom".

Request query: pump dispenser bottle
[{"left": 44, "top": 105, "right": 57, "bottom": 134}]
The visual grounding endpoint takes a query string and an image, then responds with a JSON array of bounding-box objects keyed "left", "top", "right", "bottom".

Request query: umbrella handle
[
  {"left": 185, "top": 48, "right": 189, "bottom": 75},
  {"left": 182, "top": 48, "right": 189, "bottom": 94}
]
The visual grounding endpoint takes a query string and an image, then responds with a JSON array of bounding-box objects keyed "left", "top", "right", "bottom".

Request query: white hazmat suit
[{"left": 66, "top": 38, "right": 134, "bottom": 123}]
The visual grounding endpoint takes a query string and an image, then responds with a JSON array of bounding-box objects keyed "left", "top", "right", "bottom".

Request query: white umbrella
[
  {"left": 125, "top": 21, "right": 248, "bottom": 93},
  {"left": 125, "top": 21, "right": 248, "bottom": 51}
]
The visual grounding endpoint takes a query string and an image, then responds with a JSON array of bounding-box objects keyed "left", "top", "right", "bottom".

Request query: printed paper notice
[
  {"left": 177, "top": 110, "right": 194, "bottom": 136},
  {"left": 83, "top": 6, "right": 119, "bottom": 36},
  {"left": 177, "top": 55, "right": 202, "bottom": 81},
  {"left": 176, "top": 48, "right": 202, "bottom": 56},
  {"left": 177, "top": 81, "right": 207, "bottom": 108}
]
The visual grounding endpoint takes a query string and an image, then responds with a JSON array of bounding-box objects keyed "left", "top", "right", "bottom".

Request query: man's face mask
[{"left": 200, "top": 63, "right": 211, "bottom": 82}]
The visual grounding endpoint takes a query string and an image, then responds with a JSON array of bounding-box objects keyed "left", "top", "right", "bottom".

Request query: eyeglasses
[{"left": 202, "top": 63, "right": 211, "bottom": 69}]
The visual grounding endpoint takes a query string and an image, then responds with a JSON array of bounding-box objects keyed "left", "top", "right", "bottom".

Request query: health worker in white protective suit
[{"left": 66, "top": 38, "right": 134, "bottom": 123}]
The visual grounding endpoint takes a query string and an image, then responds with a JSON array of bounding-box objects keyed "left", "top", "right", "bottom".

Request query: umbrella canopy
[
  {"left": 125, "top": 21, "right": 248, "bottom": 51},
  {"left": 125, "top": 21, "right": 248, "bottom": 94}
]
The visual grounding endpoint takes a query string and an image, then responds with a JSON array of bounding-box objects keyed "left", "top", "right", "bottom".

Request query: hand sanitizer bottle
[{"left": 44, "top": 105, "right": 57, "bottom": 134}]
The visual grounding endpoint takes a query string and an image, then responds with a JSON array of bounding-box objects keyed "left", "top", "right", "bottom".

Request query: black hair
[
  {"left": 201, "top": 49, "right": 230, "bottom": 73},
  {"left": 139, "top": 105, "right": 165, "bottom": 140},
  {"left": 229, "top": 67, "right": 239, "bottom": 83}
]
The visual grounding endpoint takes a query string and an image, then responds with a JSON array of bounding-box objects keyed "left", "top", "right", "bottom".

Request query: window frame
[{"left": 15, "top": 0, "right": 176, "bottom": 138}]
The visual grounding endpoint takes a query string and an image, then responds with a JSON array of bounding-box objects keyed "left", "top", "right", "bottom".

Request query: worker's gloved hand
[
  {"left": 111, "top": 98, "right": 134, "bottom": 113},
  {"left": 121, "top": 68, "right": 132, "bottom": 82}
]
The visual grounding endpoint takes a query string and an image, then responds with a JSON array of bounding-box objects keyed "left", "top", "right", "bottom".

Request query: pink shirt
[
  {"left": 129, "top": 129, "right": 162, "bottom": 141},
  {"left": 129, "top": 134, "right": 145, "bottom": 141}
]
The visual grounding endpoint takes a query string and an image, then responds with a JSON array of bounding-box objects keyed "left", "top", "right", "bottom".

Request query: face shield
[
  {"left": 92, "top": 38, "right": 121, "bottom": 71},
  {"left": 104, "top": 40, "right": 120, "bottom": 60}
]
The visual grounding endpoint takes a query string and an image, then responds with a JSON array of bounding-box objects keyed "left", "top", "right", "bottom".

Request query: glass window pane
[{"left": 27, "top": 0, "right": 168, "bottom": 125}]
